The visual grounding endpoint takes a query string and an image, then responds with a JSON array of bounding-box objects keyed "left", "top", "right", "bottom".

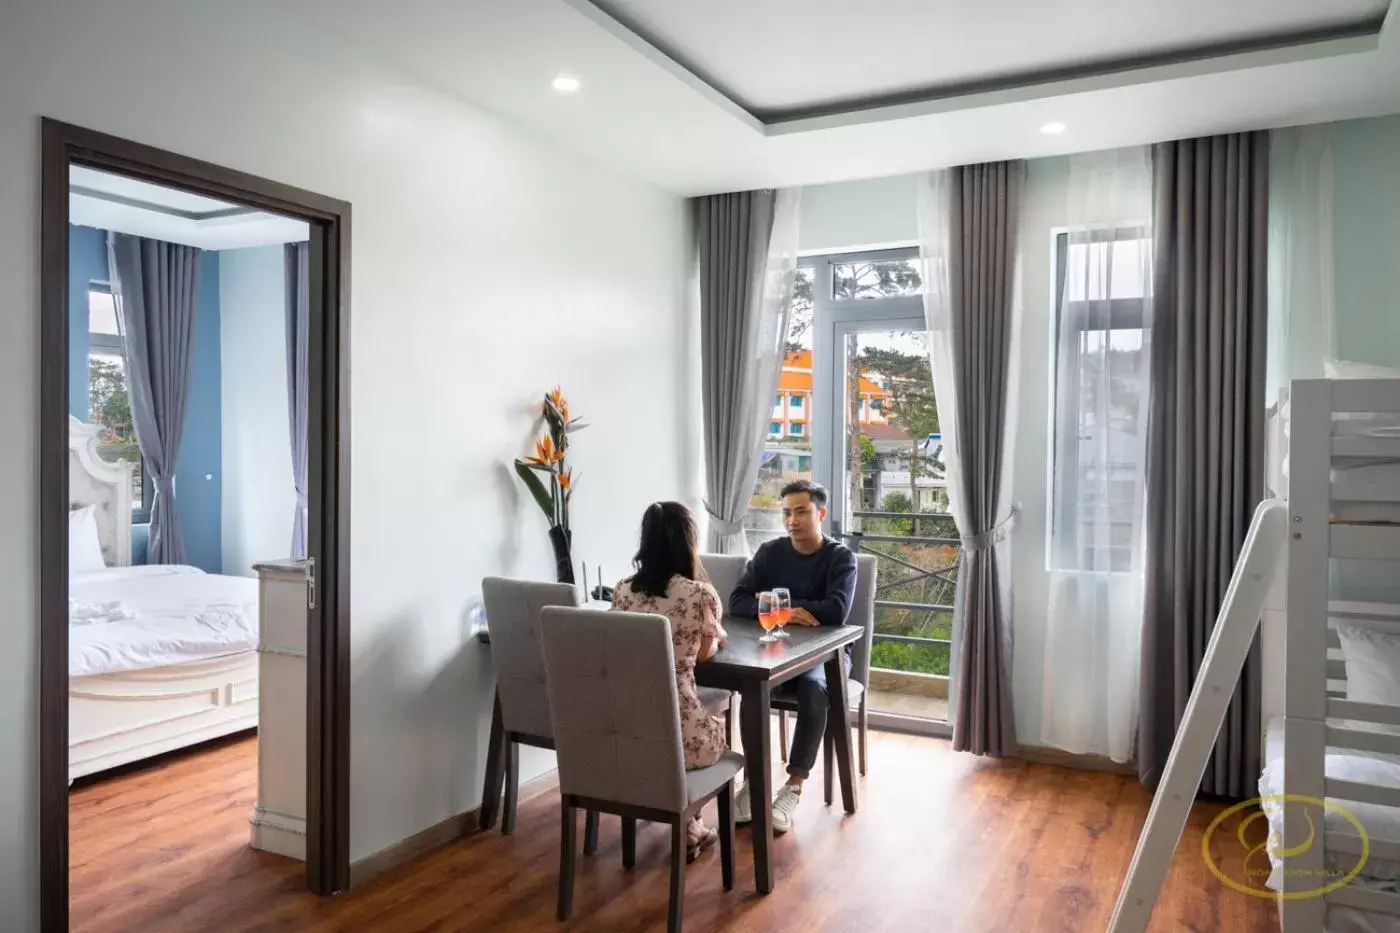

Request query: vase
[{"left": 548, "top": 525, "right": 574, "bottom": 584}]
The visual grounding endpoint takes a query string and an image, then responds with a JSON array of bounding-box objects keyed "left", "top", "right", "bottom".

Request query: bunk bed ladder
[{"left": 1107, "top": 498, "right": 1289, "bottom": 933}]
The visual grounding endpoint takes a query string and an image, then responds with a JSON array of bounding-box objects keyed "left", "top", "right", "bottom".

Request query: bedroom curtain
[
  {"left": 697, "top": 187, "right": 802, "bottom": 555},
  {"left": 285, "top": 242, "right": 310, "bottom": 559},
  {"left": 107, "top": 232, "right": 201, "bottom": 566},
  {"left": 1138, "top": 132, "right": 1269, "bottom": 796},
  {"left": 1038, "top": 147, "right": 1155, "bottom": 764},
  {"left": 917, "top": 161, "right": 1024, "bottom": 757}
]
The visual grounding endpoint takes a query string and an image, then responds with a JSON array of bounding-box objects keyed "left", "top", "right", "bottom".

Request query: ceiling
[
  {"left": 69, "top": 166, "right": 309, "bottom": 251},
  {"left": 293, "top": 0, "right": 1400, "bottom": 195}
]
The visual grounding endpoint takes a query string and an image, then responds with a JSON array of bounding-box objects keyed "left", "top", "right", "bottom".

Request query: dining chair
[
  {"left": 539, "top": 606, "right": 743, "bottom": 933},
  {"left": 697, "top": 554, "right": 747, "bottom": 742},
  {"left": 479, "top": 576, "right": 600, "bottom": 851},
  {"left": 775, "top": 553, "right": 877, "bottom": 800}
]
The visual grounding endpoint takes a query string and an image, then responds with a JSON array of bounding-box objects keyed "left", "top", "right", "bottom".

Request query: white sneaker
[
  {"left": 734, "top": 780, "right": 752, "bottom": 824},
  {"left": 772, "top": 784, "right": 801, "bottom": 834}
]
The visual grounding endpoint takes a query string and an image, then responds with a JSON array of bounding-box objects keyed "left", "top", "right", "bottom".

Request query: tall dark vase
[{"left": 548, "top": 525, "right": 574, "bottom": 584}]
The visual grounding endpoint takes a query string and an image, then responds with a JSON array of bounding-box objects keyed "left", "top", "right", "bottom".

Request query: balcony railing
[
  {"left": 741, "top": 506, "right": 959, "bottom": 678},
  {"left": 843, "top": 511, "right": 957, "bottom": 678}
]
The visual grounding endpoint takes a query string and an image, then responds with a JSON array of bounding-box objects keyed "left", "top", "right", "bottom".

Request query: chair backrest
[
  {"left": 481, "top": 576, "right": 581, "bottom": 739},
  {"left": 699, "top": 553, "right": 748, "bottom": 614},
  {"left": 538, "top": 606, "right": 687, "bottom": 813},
  {"left": 848, "top": 554, "right": 878, "bottom": 688}
]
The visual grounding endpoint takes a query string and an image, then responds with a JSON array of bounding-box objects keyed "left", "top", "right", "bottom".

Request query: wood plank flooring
[{"left": 69, "top": 730, "right": 1280, "bottom": 933}]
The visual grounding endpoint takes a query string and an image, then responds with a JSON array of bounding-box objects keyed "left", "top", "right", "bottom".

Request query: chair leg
[
  {"left": 823, "top": 729, "right": 835, "bottom": 807},
  {"left": 622, "top": 817, "right": 637, "bottom": 870},
  {"left": 859, "top": 698, "right": 868, "bottom": 777},
  {"left": 558, "top": 801, "right": 577, "bottom": 921},
  {"left": 501, "top": 739, "right": 519, "bottom": 835},
  {"left": 717, "top": 784, "right": 734, "bottom": 892},
  {"left": 779, "top": 709, "right": 789, "bottom": 762},
  {"left": 584, "top": 809, "right": 600, "bottom": 855},
  {"left": 668, "top": 820, "right": 687, "bottom": 933}
]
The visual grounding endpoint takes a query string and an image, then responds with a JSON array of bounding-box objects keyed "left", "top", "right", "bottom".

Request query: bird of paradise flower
[{"left": 514, "top": 386, "right": 587, "bottom": 533}]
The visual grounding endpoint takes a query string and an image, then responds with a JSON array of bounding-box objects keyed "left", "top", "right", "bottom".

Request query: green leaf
[{"left": 513, "top": 460, "right": 554, "bottom": 521}]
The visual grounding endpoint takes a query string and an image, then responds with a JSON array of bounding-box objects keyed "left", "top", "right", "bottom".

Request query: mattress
[
  {"left": 69, "top": 564, "right": 259, "bottom": 678},
  {"left": 1262, "top": 717, "right": 1400, "bottom": 933}
]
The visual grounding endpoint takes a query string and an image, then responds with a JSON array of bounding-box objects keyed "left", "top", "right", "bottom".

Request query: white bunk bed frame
[
  {"left": 1110, "top": 377, "right": 1400, "bottom": 933},
  {"left": 68, "top": 416, "right": 259, "bottom": 782}
]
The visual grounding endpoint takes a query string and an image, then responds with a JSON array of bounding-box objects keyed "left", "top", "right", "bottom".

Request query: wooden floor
[{"left": 69, "top": 730, "right": 1280, "bottom": 933}]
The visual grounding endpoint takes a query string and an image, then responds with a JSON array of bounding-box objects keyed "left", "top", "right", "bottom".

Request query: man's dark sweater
[{"left": 729, "top": 536, "right": 858, "bottom": 629}]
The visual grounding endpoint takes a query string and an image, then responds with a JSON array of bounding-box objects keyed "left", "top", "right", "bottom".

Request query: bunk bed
[{"left": 1269, "top": 377, "right": 1400, "bottom": 933}]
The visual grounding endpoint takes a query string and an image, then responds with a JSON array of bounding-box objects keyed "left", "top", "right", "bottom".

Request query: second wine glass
[
  {"left": 757, "top": 591, "right": 779, "bottom": 644},
  {"left": 772, "top": 587, "right": 792, "bottom": 639}
]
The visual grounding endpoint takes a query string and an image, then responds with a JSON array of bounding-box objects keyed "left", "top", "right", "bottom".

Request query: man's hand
[{"left": 788, "top": 608, "right": 821, "bottom": 626}]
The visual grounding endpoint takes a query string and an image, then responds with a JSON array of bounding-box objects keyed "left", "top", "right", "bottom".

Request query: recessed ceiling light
[
  {"left": 552, "top": 75, "right": 581, "bottom": 94},
  {"left": 1040, "top": 122, "right": 1068, "bottom": 135}
]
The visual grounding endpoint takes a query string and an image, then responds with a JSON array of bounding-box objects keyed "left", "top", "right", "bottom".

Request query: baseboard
[
  {"left": 348, "top": 768, "right": 563, "bottom": 889},
  {"left": 1014, "top": 743, "right": 1137, "bottom": 776}
]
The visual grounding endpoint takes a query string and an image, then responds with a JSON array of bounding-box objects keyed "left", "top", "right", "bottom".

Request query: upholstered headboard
[{"left": 69, "top": 415, "right": 133, "bottom": 568}]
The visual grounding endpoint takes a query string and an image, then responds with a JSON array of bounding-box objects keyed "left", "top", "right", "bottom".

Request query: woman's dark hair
[{"left": 629, "top": 501, "right": 701, "bottom": 598}]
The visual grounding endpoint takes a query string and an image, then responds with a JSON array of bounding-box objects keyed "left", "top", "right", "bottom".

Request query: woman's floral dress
[{"left": 611, "top": 574, "right": 728, "bottom": 769}]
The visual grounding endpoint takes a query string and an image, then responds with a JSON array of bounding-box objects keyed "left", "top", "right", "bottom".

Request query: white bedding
[
  {"left": 1262, "top": 716, "right": 1400, "bottom": 933},
  {"left": 69, "top": 564, "right": 259, "bottom": 678}
]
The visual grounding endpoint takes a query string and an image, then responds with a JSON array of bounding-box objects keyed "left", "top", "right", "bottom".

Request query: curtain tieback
[
  {"left": 960, "top": 503, "right": 1021, "bottom": 553},
  {"left": 704, "top": 502, "right": 745, "bottom": 538}
]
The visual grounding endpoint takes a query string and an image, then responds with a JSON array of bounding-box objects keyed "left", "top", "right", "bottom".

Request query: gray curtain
[
  {"left": 1138, "top": 132, "right": 1269, "bottom": 796},
  {"left": 108, "top": 233, "right": 201, "bottom": 566},
  {"left": 285, "top": 242, "right": 310, "bottom": 559},
  {"left": 944, "top": 162, "right": 1024, "bottom": 758},
  {"left": 697, "top": 190, "right": 798, "bottom": 554}
]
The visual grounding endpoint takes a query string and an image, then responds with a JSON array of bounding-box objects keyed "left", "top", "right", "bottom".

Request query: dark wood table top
[{"left": 696, "top": 616, "right": 861, "bottom": 682}]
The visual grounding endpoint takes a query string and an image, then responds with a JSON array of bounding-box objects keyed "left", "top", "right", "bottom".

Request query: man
[{"left": 729, "top": 479, "right": 857, "bottom": 833}]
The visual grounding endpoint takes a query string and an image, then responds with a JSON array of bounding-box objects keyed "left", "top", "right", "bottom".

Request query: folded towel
[{"left": 69, "top": 598, "right": 136, "bottom": 625}]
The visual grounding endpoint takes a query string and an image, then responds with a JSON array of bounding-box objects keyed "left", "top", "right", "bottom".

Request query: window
[
  {"left": 789, "top": 395, "right": 803, "bottom": 409},
  {"left": 88, "top": 286, "right": 150, "bottom": 521},
  {"left": 769, "top": 422, "right": 782, "bottom": 435},
  {"left": 1050, "top": 229, "right": 1150, "bottom": 572},
  {"left": 790, "top": 423, "right": 804, "bottom": 436},
  {"left": 832, "top": 258, "right": 924, "bottom": 299}
]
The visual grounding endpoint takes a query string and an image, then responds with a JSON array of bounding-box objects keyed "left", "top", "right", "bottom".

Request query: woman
[{"left": 610, "top": 501, "right": 728, "bottom": 861}]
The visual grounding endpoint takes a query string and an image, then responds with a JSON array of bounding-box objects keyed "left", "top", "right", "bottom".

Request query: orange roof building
[{"left": 769, "top": 349, "right": 899, "bottom": 442}]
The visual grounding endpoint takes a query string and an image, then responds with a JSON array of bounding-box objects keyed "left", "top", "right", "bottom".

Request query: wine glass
[
  {"left": 772, "top": 587, "right": 792, "bottom": 639},
  {"left": 757, "top": 591, "right": 779, "bottom": 644}
]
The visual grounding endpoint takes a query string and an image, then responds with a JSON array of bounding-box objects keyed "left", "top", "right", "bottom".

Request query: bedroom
[{"left": 65, "top": 165, "right": 312, "bottom": 910}]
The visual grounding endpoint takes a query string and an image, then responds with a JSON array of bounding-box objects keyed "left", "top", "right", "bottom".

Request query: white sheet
[
  {"left": 69, "top": 564, "right": 259, "bottom": 677},
  {"left": 1262, "top": 717, "right": 1400, "bottom": 933}
]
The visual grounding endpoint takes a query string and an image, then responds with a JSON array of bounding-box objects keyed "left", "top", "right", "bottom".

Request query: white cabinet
[{"left": 249, "top": 558, "right": 309, "bottom": 860}]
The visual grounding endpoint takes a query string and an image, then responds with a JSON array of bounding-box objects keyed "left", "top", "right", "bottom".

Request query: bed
[
  {"left": 68, "top": 416, "right": 260, "bottom": 782},
  {"left": 1265, "top": 377, "right": 1400, "bottom": 932}
]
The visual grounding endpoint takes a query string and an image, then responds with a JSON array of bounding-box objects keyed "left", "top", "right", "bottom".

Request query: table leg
[
  {"left": 825, "top": 653, "right": 858, "bottom": 814},
  {"left": 739, "top": 681, "right": 773, "bottom": 895},
  {"left": 478, "top": 691, "right": 506, "bottom": 830}
]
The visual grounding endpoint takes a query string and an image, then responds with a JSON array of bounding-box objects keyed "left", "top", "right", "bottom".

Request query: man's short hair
[{"left": 780, "top": 479, "right": 828, "bottom": 508}]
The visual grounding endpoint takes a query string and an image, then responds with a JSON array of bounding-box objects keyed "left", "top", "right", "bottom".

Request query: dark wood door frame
[{"left": 39, "top": 118, "right": 352, "bottom": 932}]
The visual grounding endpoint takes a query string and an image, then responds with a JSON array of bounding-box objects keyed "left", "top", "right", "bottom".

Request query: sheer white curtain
[{"left": 1038, "top": 147, "right": 1153, "bottom": 762}]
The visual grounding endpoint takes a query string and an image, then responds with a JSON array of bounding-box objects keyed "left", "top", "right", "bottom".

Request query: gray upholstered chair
[
  {"left": 775, "top": 553, "right": 878, "bottom": 800},
  {"left": 539, "top": 606, "right": 742, "bottom": 933},
  {"left": 478, "top": 576, "right": 599, "bottom": 850}
]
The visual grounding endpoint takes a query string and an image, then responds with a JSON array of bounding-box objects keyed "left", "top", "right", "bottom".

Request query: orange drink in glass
[
  {"left": 772, "top": 588, "right": 792, "bottom": 639},
  {"left": 757, "top": 591, "right": 779, "bottom": 644}
]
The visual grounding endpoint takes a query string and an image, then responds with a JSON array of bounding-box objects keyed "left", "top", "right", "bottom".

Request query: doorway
[{"left": 39, "top": 120, "right": 352, "bottom": 933}]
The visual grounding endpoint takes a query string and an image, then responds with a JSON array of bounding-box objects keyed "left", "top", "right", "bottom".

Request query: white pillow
[{"left": 68, "top": 505, "right": 107, "bottom": 574}]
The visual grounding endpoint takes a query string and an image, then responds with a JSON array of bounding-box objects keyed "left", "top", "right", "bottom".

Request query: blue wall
[{"left": 69, "top": 225, "right": 223, "bottom": 572}]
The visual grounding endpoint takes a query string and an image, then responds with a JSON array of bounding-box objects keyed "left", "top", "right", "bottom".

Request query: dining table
[{"left": 695, "top": 615, "right": 863, "bottom": 896}]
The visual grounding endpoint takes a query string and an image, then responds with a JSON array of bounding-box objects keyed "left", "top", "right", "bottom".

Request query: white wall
[
  {"left": 798, "top": 174, "right": 920, "bottom": 254},
  {"left": 0, "top": 0, "right": 694, "bottom": 918},
  {"left": 220, "top": 245, "right": 297, "bottom": 577}
]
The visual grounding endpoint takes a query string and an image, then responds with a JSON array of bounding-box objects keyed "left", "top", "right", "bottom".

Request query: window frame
[
  {"left": 1049, "top": 228, "right": 1149, "bottom": 572},
  {"left": 810, "top": 247, "right": 927, "bottom": 535},
  {"left": 87, "top": 282, "right": 153, "bottom": 523}
]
